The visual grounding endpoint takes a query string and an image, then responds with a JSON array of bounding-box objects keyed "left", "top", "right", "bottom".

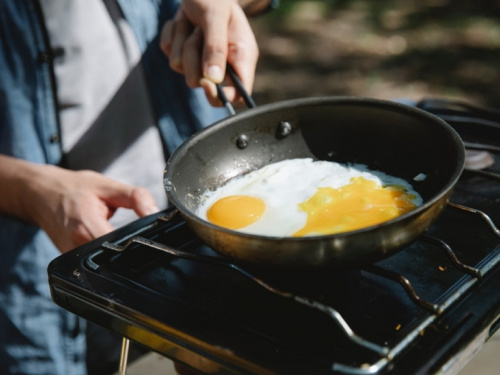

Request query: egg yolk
[
  {"left": 293, "top": 177, "right": 417, "bottom": 236},
  {"left": 207, "top": 195, "right": 265, "bottom": 230}
]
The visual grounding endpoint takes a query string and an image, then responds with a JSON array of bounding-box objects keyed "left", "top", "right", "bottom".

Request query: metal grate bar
[
  {"left": 422, "top": 235, "right": 482, "bottom": 277},
  {"left": 100, "top": 233, "right": 390, "bottom": 359},
  {"left": 449, "top": 202, "right": 500, "bottom": 237},
  {"left": 363, "top": 265, "right": 439, "bottom": 313}
]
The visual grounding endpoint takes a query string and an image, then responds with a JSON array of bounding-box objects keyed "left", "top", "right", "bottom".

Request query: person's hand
[
  {"left": 160, "top": 0, "right": 259, "bottom": 107},
  {"left": 29, "top": 166, "right": 160, "bottom": 253},
  {"left": 0, "top": 155, "right": 160, "bottom": 254}
]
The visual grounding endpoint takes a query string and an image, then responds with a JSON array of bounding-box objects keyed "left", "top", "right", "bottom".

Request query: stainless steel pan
[{"left": 163, "top": 96, "right": 465, "bottom": 268}]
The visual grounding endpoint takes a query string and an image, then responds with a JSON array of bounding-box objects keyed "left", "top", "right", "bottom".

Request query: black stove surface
[{"left": 48, "top": 99, "right": 500, "bottom": 374}]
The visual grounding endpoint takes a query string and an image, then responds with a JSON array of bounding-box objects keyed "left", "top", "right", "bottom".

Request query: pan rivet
[
  {"left": 277, "top": 121, "right": 292, "bottom": 139},
  {"left": 236, "top": 134, "right": 249, "bottom": 149}
]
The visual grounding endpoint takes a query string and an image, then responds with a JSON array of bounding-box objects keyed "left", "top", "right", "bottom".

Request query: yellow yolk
[
  {"left": 293, "top": 177, "right": 417, "bottom": 236},
  {"left": 207, "top": 195, "right": 265, "bottom": 230}
]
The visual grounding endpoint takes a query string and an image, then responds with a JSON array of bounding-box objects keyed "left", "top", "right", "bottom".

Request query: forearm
[{"left": 0, "top": 155, "right": 40, "bottom": 223}]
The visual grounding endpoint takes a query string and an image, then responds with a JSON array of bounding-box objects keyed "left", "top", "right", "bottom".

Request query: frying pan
[{"left": 163, "top": 96, "right": 465, "bottom": 268}]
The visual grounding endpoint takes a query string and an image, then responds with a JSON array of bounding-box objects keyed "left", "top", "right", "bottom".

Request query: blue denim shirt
[{"left": 0, "top": 1, "right": 224, "bottom": 374}]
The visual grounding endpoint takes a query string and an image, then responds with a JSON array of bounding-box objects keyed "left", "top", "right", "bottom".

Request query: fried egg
[{"left": 196, "top": 158, "right": 423, "bottom": 237}]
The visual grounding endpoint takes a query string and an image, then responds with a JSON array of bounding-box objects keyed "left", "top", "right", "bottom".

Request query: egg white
[{"left": 196, "top": 158, "right": 423, "bottom": 237}]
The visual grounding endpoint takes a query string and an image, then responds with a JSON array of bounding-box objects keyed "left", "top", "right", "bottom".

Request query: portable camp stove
[{"left": 48, "top": 99, "right": 500, "bottom": 374}]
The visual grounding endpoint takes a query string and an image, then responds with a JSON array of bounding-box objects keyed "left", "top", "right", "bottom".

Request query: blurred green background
[{"left": 250, "top": 0, "right": 500, "bottom": 107}]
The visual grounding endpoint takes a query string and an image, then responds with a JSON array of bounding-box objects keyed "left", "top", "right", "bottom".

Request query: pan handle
[{"left": 216, "top": 63, "right": 257, "bottom": 115}]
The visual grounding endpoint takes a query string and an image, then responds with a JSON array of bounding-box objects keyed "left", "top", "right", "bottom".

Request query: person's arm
[
  {"left": 0, "top": 155, "right": 159, "bottom": 253},
  {"left": 160, "top": 0, "right": 273, "bottom": 106}
]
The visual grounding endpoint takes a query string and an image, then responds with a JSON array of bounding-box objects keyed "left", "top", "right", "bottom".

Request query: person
[{"left": 0, "top": 0, "right": 273, "bottom": 374}]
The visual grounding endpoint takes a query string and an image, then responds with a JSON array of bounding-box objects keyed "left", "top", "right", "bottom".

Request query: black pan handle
[
  {"left": 216, "top": 83, "right": 236, "bottom": 115},
  {"left": 216, "top": 63, "right": 257, "bottom": 115},
  {"left": 226, "top": 64, "right": 257, "bottom": 108}
]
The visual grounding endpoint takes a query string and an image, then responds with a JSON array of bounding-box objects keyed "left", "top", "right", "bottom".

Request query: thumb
[{"left": 200, "top": 10, "right": 230, "bottom": 84}]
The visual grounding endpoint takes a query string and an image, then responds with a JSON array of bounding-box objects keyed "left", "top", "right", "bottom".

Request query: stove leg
[{"left": 118, "top": 337, "right": 130, "bottom": 375}]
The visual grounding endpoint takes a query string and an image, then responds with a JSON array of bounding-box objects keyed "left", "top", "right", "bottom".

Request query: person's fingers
[
  {"left": 100, "top": 183, "right": 159, "bottom": 215},
  {"left": 199, "top": 6, "right": 230, "bottom": 84},
  {"left": 159, "top": 20, "right": 174, "bottom": 56},
  {"left": 225, "top": 5, "right": 259, "bottom": 96},
  {"left": 56, "top": 191, "right": 116, "bottom": 253},
  {"left": 182, "top": 27, "right": 204, "bottom": 87},
  {"left": 200, "top": 77, "right": 240, "bottom": 107},
  {"left": 163, "top": 12, "right": 193, "bottom": 73},
  {"left": 63, "top": 184, "right": 158, "bottom": 253},
  {"left": 75, "top": 212, "right": 115, "bottom": 245},
  {"left": 199, "top": 3, "right": 258, "bottom": 104},
  {"left": 199, "top": 78, "right": 219, "bottom": 106},
  {"left": 161, "top": 1, "right": 259, "bottom": 104},
  {"left": 76, "top": 171, "right": 159, "bottom": 218},
  {"left": 129, "top": 187, "right": 161, "bottom": 217}
]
